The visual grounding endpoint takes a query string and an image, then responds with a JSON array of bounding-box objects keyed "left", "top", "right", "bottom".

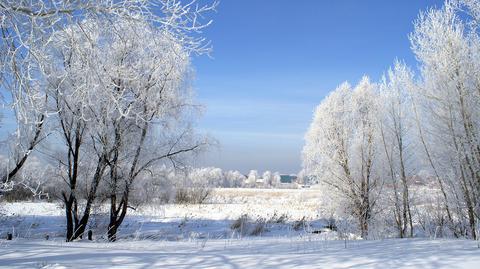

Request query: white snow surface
[
  {"left": 0, "top": 188, "right": 326, "bottom": 241},
  {"left": 1, "top": 238, "right": 479, "bottom": 268},
  {"left": 1, "top": 188, "right": 480, "bottom": 268}
]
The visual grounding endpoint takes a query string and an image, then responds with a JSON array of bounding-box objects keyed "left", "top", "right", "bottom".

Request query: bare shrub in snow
[
  {"left": 293, "top": 217, "right": 307, "bottom": 231},
  {"left": 231, "top": 214, "right": 250, "bottom": 236},
  {"left": 175, "top": 187, "right": 211, "bottom": 204},
  {"left": 269, "top": 212, "right": 289, "bottom": 224},
  {"left": 250, "top": 218, "right": 267, "bottom": 236}
]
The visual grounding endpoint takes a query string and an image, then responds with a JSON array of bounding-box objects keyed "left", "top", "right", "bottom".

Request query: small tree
[{"left": 246, "top": 170, "right": 258, "bottom": 187}]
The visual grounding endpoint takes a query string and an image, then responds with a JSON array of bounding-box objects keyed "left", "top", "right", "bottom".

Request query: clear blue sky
[{"left": 193, "top": 0, "right": 444, "bottom": 174}]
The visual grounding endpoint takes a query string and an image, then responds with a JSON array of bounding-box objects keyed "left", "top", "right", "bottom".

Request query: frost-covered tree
[
  {"left": 300, "top": 0, "right": 480, "bottom": 240},
  {"left": 0, "top": 0, "right": 159, "bottom": 193},
  {"left": 246, "top": 170, "right": 258, "bottom": 187},
  {"left": 189, "top": 167, "right": 224, "bottom": 187},
  {"left": 225, "top": 170, "right": 247, "bottom": 187},
  {"left": 0, "top": 154, "right": 51, "bottom": 199},
  {"left": 262, "top": 171, "right": 273, "bottom": 187},
  {"left": 36, "top": 0, "right": 216, "bottom": 241},
  {"left": 410, "top": 1, "right": 480, "bottom": 239},
  {"left": 378, "top": 61, "right": 416, "bottom": 238},
  {"left": 303, "top": 77, "right": 383, "bottom": 238},
  {"left": 273, "top": 172, "right": 281, "bottom": 187}
]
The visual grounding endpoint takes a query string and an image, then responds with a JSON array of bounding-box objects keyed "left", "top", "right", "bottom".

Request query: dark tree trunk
[
  {"left": 359, "top": 199, "right": 370, "bottom": 239},
  {"left": 87, "top": 230, "right": 93, "bottom": 240},
  {"left": 74, "top": 214, "right": 89, "bottom": 239},
  {"left": 107, "top": 121, "right": 147, "bottom": 242},
  {"left": 65, "top": 197, "right": 74, "bottom": 241},
  {"left": 64, "top": 194, "right": 80, "bottom": 242},
  {"left": 107, "top": 222, "right": 118, "bottom": 242},
  {"left": 62, "top": 153, "right": 106, "bottom": 242},
  {"left": 71, "top": 156, "right": 107, "bottom": 241},
  {"left": 108, "top": 193, "right": 129, "bottom": 242}
]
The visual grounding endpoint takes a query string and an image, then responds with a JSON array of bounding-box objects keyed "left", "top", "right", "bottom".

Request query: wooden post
[{"left": 87, "top": 230, "right": 93, "bottom": 241}]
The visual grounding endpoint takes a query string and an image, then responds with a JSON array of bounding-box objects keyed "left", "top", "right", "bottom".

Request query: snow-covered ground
[
  {"left": 1, "top": 238, "right": 479, "bottom": 268},
  {"left": 0, "top": 188, "right": 329, "bottom": 241},
  {"left": 1, "top": 188, "right": 480, "bottom": 268}
]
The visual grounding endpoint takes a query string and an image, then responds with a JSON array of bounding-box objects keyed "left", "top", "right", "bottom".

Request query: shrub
[
  {"left": 269, "top": 212, "right": 289, "bottom": 224},
  {"left": 175, "top": 187, "right": 211, "bottom": 204},
  {"left": 1, "top": 185, "right": 33, "bottom": 202},
  {"left": 250, "top": 218, "right": 267, "bottom": 236},
  {"left": 230, "top": 215, "right": 269, "bottom": 236},
  {"left": 231, "top": 214, "right": 249, "bottom": 235},
  {"left": 293, "top": 216, "right": 307, "bottom": 231}
]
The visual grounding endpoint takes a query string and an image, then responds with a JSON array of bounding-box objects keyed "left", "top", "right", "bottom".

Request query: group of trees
[
  {"left": 303, "top": 0, "right": 480, "bottom": 239},
  {"left": 245, "top": 169, "right": 282, "bottom": 187},
  {"left": 1, "top": 0, "right": 216, "bottom": 242},
  {"left": 6, "top": 0, "right": 478, "bottom": 243},
  {"left": 127, "top": 167, "right": 285, "bottom": 204},
  {"left": 1, "top": 159, "right": 293, "bottom": 204},
  {"left": 172, "top": 168, "right": 288, "bottom": 189}
]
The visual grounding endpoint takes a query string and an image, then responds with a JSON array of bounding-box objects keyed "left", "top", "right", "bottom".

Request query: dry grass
[{"left": 134, "top": 187, "right": 325, "bottom": 221}]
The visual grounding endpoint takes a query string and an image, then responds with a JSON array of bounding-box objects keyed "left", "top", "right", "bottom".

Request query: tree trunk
[
  {"left": 108, "top": 192, "right": 119, "bottom": 242},
  {"left": 359, "top": 212, "right": 369, "bottom": 239},
  {"left": 64, "top": 198, "right": 74, "bottom": 242},
  {"left": 67, "top": 155, "right": 107, "bottom": 241},
  {"left": 108, "top": 193, "right": 129, "bottom": 242},
  {"left": 107, "top": 223, "right": 118, "bottom": 242},
  {"left": 412, "top": 101, "right": 457, "bottom": 236}
]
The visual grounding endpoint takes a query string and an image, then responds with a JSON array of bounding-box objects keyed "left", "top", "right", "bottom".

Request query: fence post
[{"left": 88, "top": 230, "right": 93, "bottom": 241}]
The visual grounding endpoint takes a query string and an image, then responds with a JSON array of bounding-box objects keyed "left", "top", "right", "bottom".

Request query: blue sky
[{"left": 192, "top": 0, "right": 443, "bottom": 174}]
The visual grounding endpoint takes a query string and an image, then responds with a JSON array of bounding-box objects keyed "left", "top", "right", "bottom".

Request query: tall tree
[
  {"left": 303, "top": 77, "right": 382, "bottom": 238},
  {"left": 378, "top": 61, "right": 415, "bottom": 238},
  {"left": 42, "top": 0, "right": 216, "bottom": 241},
  {"left": 0, "top": 0, "right": 156, "bottom": 191},
  {"left": 410, "top": 1, "right": 480, "bottom": 239}
]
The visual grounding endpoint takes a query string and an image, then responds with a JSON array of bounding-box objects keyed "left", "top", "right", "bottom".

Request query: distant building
[{"left": 279, "top": 175, "right": 297, "bottom": 184}]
